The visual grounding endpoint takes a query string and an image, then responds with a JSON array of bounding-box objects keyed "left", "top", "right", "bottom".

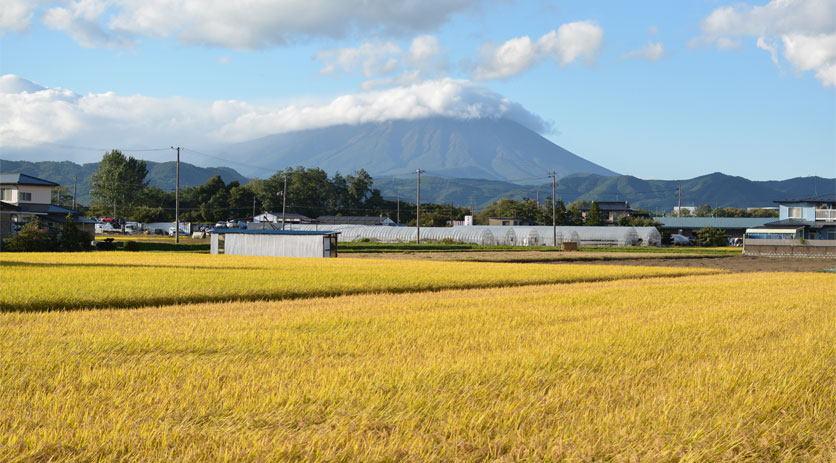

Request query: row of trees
[
  {"left": 84, "top": 150, "right": 665, "bottom": 227},
  {"left": 679, "top": 204, "right": 778, "bottom": 218}
]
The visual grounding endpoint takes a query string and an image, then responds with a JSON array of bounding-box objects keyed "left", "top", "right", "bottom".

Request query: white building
[{"left": 209, "top": 229, "right": 340, "bottom": 258}]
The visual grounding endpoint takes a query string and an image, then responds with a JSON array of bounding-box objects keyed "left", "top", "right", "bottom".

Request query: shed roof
[
  {"left": 317, "top": 216, "right": 390, "bottom": 225},
  {"left": 656, "top": 217, "right": 772, "bottom": 229},
  {"left": 0, "top": 173, "right": 59, "bottom": 186},
  {"left": 209, "top": 229, "right": 340, "bottom": 235}
]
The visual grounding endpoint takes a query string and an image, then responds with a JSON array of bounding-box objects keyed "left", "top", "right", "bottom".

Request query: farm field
[
  {"left": 0, "top": 252, "right": 718, "bottom": 312},
  {"left": 1, "top": 270, "right": 834, "bottom": 462}
]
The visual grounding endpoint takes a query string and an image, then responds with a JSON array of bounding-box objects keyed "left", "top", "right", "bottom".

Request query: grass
[
  {"left": 2, "top": 272, "right": 833, "bottom": 462},
  {"left": 0, "top": 252, "right": 719, "bottom": 312}
]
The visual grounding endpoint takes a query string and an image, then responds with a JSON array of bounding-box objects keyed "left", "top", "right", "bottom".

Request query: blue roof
[
  {"left": 0, "top": 173, "right": 59, "bottom": 186},
  {"left": 208, "top": 228, "right": 340, "bottom": 235},
  {"left": 657, "top": 217, "right": 773, "bottom": 229}
]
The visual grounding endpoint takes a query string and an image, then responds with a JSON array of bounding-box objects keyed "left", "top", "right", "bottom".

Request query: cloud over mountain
[{"left": 0, "top": 75, "right": 548, "bottom": 161}]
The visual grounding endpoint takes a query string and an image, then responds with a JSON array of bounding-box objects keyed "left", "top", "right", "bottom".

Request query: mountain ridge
[{"left": 223, "top": 117, "right": 618, "bottom": 181}]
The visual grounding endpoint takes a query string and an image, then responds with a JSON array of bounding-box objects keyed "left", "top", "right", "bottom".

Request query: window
[
  {"left": 19, "top": 192, "right": 32, "bottom": 201},
  {"left": 0, "top": 188, "right": 11, "bottom": 201},
  {"left": 787, "top": 207, "right": 802, "bottom": 218}
]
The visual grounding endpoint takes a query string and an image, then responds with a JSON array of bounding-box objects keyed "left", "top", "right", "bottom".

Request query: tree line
[{"left": 84, "top": 150, "right": 668, "bottom": 227}]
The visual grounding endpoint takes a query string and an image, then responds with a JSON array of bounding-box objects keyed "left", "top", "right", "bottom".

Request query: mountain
[
  {"left": 224, "top": 117, "right": 617, "bottom": 181},
  {"left": 375, "top": 173, "right": 836, "bottom": 211},
  {"left": 0, "top": 159, "right": 249, "bottom": 206}
]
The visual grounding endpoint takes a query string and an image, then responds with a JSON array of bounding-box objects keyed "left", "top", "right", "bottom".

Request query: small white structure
[{"left": 209, "top": 229, "right": 339, "bottom": 258}]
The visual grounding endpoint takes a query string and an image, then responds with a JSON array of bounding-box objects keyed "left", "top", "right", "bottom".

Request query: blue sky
[{"left": 1, "top": 0, "right": 834, "bottom": 180}]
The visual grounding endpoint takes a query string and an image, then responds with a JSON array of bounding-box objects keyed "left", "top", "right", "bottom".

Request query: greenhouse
[
  {"left": 564, "top": 226, "right": 639, "bottom": 246},
  {"left": 511, "top": 227, "right": 541, "bottom": 246},
  {"left": 532, "top": 227, "right": 579, "bottom": 246},
  {"left": 452, "top": 226, "right": 518, "bottom": 246},
  {"left": 634, "top": 227, "right": 662, "bottom": 246}
]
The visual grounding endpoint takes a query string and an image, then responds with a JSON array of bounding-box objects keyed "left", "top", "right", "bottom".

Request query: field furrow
[{"left": 2, "top": 272, "right": 834, "bottom": 462}]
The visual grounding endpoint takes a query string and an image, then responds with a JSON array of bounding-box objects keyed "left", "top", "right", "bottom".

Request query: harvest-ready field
[
  {"left": 0, "top": 252, "right": 716, "bottom": 312},
  {"left": 2, "top": 252, "right": 834, "bottom": 462}
]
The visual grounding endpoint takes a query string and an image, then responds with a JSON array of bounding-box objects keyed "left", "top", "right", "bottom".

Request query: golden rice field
[
  {"left": 1, "top": 262, "right": 834, "bottom": 462},
  {"left": 0, "top": 252, "right": 719, "bottom": 312}
]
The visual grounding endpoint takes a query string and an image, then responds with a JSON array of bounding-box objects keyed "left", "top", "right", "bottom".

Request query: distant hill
[
  {"left": 223, "top": 117, "right": 617, "bottom": 181},
  {"left": 3, "top": 157, "right": 832, "bottom": 213},
  {"left": 0, "top": 159, "right": 249, "bottom": 206},
  {"left": 376, "top": 172, "right": 836, "bottom": 211}
]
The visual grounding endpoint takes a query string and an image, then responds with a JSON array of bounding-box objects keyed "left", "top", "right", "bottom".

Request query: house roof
[
  {"left": 209, "top": 229, "right": 340, "bottom": 236},
  {"left": 760, "top": 218, "right": 830, "bottom": 229},
  {"left": 15, "top": 203, "right": 85, "bottom": 215},
  {"left": 0, "top": 173, "right": 60, "bottom": 187},
  {"left": 580, "top": 201, "right": 635, "bottom": 212},
  {"left": 774, "top": 193, "right": 836, "bottom": 204},
  {"left": 260, "top": 212, "right": 313, "bottom": 220},
  {"left": 657, "top": 217, "right": 773, "bottom": 229},
  {"left": 0, "top": 201, "right": 20, "bottom": 211},
  {"left": 317, "top": 216, "right": 390, "bottom": 225}
]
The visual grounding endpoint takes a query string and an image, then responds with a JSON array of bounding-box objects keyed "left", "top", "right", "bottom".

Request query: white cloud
[
  {"left": 474, "top": 36, "right": 538, "bottom": 80},
  {"left": 316, "top": 35, "right": 445, "bottom": 87},
  {"left": 0, "top": 75, "right": 547, "bottom": 158},
  {"left": 756, "top": 37, "right": 779, "bottom": 65},
  {"left": 217, "top": 55, "right": 230, "bottom": 65},
  {"left": 474, "top": 21, "right": 603, "bottom": 80},
  {"left": 7, "top": 0, "right": 484, "bottom": 49},
  {"left": 623, "top": 41, "right": 665, "bottom": 61},
  {"left": 316, "top": 42, "right": 402, "bottom": 77},
  {"left": 699, "top": 0, "right": 836, "bottom": 86},
  {"left": 539, "top": 21, "right": 604, "bottom": 66},
  {"left": 0, "top": 0, "right": 36, "bottom": 34}
]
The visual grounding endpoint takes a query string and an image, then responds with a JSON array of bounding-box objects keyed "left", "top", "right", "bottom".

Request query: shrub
[
  {"left": 2, "top": 220, "right": 55, "bottom": 252},
  {"left": 95, "top": 238, "right": 118, "bottom": 251}
]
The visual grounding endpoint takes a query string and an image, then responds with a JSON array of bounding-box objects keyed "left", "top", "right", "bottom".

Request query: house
[
  {"left": 253, "top": 212, "right": 315, "bottom": 224},
  {"left": 209, "top": 229, "right": 340, "bottom": 258},
  {"left": 656, "top": 217, "right": 773, "bottom": 240},
  {"left": 317, "top": 215, "right": 396, "bottom": 226},
  {"left": 0, "top": 173, "right": 95, "bottom": 239},
  {"left": 580, "top": 201, "right": 645, "bottom": 224},
  {"left": 743, "top": 194, "right": 836, "bottom": 257},
  {"left": 488, "top": 217, "right": 527, "bottom": 226}
]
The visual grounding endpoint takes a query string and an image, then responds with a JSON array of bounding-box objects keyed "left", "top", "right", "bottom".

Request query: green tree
[
  {"left": 586, "top": 201, "right": 604, "bottom": 225},
  {"left": 696, "top": 227, "right": 730, "bottom": 247},
  {"left": 90, "top": 150, "right": 148, "bottom": 217},
  {"left": 695, "top": 204, "right": 713, "bottom": 217}
]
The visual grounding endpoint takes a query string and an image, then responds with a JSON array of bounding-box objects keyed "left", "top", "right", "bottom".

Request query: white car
[{"left": 670, "top": 234, "right": 690, "bottom": 246}]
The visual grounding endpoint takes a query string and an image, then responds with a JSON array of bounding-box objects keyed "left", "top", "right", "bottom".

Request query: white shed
[{"left": 209, "top": 229, "right": 340, "bottom": 258}]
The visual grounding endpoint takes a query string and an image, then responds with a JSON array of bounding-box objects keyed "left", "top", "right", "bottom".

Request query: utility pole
[
  {"left": 281, "top": 173, "right": 287, "bottom": 230},
  {"left": 397, "top": 195, "right": 400, "bottom": 224},
  {"left": 450, "top": 201, "right": 454, "bottom": 225},
  {"left": 416, "top": 169, "right": 424, "bottom": 243},
  {"left": 536, "top": 191, "right": 540, "bottom": 210},
  {"left": 172, "top": 147, "right": 180, "bottom": 244},
  {"left": 549, "top": 171, "right": 557, "bottom": 248},
  {"left": 72, "top": 176, "right": 77, "bottom": 210},
  {"left": 252, "top": 196, "right": 256, "bottom": 220},
  {"left": 677, "top": 185, "right": 682, "bottom": 217},
  {"left": 470, "top": 198, "right": 474, "bottom": 216}
]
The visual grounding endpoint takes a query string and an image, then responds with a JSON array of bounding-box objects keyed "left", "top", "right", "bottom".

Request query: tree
[
  {"left": 696, "top": 227, "right": 729, "bottom": 247},
  {"left": 90, "top": 150, "right": 148, "bottom": 217},
  {"left": 695, "top": 204, "right": 713, "bottom": 217},
  {"left": 586, "top": 201, "right": 604, "bottom": 225}
]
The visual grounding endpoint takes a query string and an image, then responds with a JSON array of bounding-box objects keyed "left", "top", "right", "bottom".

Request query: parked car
[
  {"left": 670, "top": 234, "right": 690, "bottom": 246},
  {"left": 168, "top": 227, "right": 188, "bottom": 236}
]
